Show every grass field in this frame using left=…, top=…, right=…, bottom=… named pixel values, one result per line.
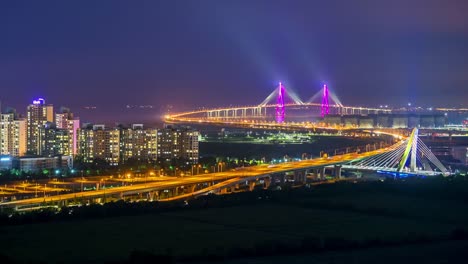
left=219, top=240, right=468, bottom=264
left=1, top=179, right=467, bottom=263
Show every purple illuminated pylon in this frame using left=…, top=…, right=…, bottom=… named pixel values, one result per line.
left=275, top=82, right=285, bottom=123
left=321, top=84, right=330, bottom=117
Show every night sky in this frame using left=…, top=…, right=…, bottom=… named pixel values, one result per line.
left=1, top=0, right=467, bottom=123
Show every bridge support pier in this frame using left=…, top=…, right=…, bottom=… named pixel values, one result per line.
left=148, top=191, right=158, bottom=201
left=317, top=167, right=326, bottom=180
left=313, top=169, right=320, bottom=180
left=188, top=184, right=196, bottom=193
left=58, top=199, right=68, bottom=207
left=264, top=177, right=271, bottom=189
left=248, top=181, right=256, bottom=191
left=334, top=165, right=342, bottom=179
left=294, top=170, right=307, bottom=184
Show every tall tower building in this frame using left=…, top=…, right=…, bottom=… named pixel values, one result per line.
left=55, top=107, right=80, bottom=156
left=26, top=98, right=53, bottom=155
left=77, top=124, right=95, bottom=163
left=145, top=127, right=158, bottom=161
left=0, top=111, right=27, bottom=157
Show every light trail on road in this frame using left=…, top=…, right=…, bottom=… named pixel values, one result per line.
left=0, top=141, right=404, bottom=208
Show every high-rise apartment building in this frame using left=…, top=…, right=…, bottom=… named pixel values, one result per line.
left=77, top=125, right=199, bottom=165
left=0, top=111, right=27, bottom=157
left=106, top=128, right=120, bottom=166
left=39, top=122, right=71, bottom=157
left=145, top=127, right=158, bottom=161
left=120, top=124, right=157, bottom=163
left=55, top=107, right=80, bottom=156
left=157, top=126, right=199, bottom=163
left=77, top=124, right=95, bottom=163
left=77, top=125, right=120, bottom=165
left=26, top=98, right=53, bottom=155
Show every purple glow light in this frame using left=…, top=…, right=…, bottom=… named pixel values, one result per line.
left=32, top=98, right=45, bottom=105
left=321, top=84, right=329, bottom=117
left=275, top=82, right=285, bottom=123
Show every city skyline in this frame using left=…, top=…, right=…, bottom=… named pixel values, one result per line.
left=1, top=0, right=468, bottom=123
left=1, top=2, right=468, bottom=263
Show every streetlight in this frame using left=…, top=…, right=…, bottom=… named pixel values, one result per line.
left=126, top=173, right=132, bottom=184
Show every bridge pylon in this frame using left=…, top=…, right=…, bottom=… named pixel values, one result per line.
left=275, top=82, right=285, bottom=123
left=321, top=84, right=330, bottom=117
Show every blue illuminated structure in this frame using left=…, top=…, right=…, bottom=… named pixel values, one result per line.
left=32, top=98, right=45, bottom=105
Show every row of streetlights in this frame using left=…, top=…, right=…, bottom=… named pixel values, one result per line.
left=112, top=162, right=228, bottom=180
left=170, top=162, right=227, bottom=177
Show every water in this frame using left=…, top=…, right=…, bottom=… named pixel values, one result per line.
left=200, top=137, right=382, bottom=160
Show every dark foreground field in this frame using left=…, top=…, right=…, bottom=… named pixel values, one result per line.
left=1, top=176, right=468, bottom=263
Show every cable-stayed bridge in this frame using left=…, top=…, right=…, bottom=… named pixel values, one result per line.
left=166, top=83, right=391, bottom=125
left=342, top=128, right=449, bottom=176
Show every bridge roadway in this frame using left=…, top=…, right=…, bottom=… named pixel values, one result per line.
left=158, top=176, right=352, bottom=202
left=338, top=166, right=442, bottom=176
left=158, top=177, right=246, bottom=202
left=166, top=103, right=391, bottom=122
left=0, top=142, right=403, bottom=209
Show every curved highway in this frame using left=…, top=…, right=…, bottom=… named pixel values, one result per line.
left=0, top=141, right=404, bottom=208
